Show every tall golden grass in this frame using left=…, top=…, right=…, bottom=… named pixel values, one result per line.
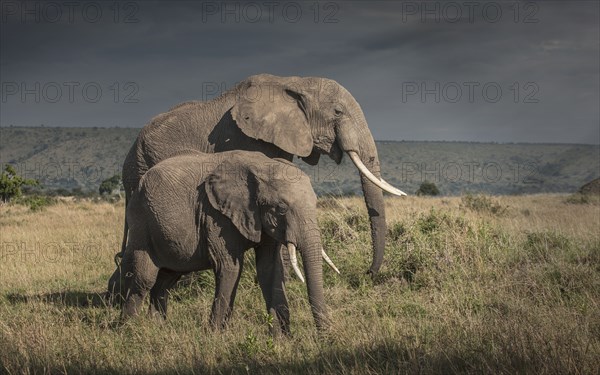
left=1, top=194, right=598, bottom=374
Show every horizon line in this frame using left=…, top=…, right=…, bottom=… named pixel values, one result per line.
left=1, top=125, right=599, bottom=147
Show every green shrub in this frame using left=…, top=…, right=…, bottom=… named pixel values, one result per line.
left=396, top=244, right=435, bottom=285
left=416, top=181, right=440, bottom=196
left=0, top=164, right=39, bottom=203
left=417, top=212, right=441, bottom=234
left=99, top=174, right=123, bottom=195
left=381, top=228, right=446, bottom=289
left=345, top=210, right=370, bottom=232
left=16, top=195, right=57, bottom=211
left=320, top=208, right=369, bottom=244
left=388, top=222, right=406, bottom=242
left=416, top=208, right=467, bottom=234
left=380, top=207, right=506, bottom=289
left=461, top=193, right=507, bottom=215
left=320, top=218, right=357, bottom=243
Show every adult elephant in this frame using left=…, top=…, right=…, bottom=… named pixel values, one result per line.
left=120, top=74, right=406, bottom=275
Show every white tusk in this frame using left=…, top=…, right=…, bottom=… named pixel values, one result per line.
left=321, top=249, right=340, bottom=274
left=287, top=243, right=305, bottom=283
left=380, top=177, right=407, bottom=196
left=347, top=151, right=407, bottom=196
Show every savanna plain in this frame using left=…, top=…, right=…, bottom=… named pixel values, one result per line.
left=1, top=194, right=599, bottom=374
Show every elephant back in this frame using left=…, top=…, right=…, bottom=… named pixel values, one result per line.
left=135, top=154, right=212, bottom=249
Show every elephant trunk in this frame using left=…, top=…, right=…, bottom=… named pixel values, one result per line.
left=335, top=96, right=394, bottom=275
left=360, top=167, right=387, bottom=274
left=106, top=267, right=123, bottom=306
left=297, top=224, right=329, bottom=331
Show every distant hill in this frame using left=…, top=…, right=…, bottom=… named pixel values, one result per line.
left=1, top=126, right=598, bottom=196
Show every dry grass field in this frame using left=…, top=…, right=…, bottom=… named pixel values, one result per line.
left=1, top=194, right=599, bottom=374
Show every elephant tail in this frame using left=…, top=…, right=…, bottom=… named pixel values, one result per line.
left=116, top=195, right=129, bottom=266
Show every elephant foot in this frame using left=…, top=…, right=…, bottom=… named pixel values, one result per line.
left=270, top=325, right=291, bottom=339
left=267, top=308, right=291, bottom=338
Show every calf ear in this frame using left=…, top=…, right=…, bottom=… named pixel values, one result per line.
left=231, top=82, right=313, bottom=157
left=204, top=163, right=262, bottom=243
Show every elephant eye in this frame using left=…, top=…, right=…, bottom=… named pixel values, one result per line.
left=334, top=109, right=343, bottom=117
left=276, top=203, right=288, bottom=215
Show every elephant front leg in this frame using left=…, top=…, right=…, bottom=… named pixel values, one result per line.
left=256, top=240, right=290, bottom=337
left=149, top=269, right=182, bottom=320
left=209, top=257, right=244, bottom=330
left=122, top=248, right=159, bottom=318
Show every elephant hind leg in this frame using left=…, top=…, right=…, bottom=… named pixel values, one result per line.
left=209, top=256, right=244, bottom=330
left=121, top=248, right=159, bottom=319
left=149, top=269, right=182, bottom=320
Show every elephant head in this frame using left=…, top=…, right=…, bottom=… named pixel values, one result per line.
left=205, top=154, right=330, bottom=330
left=230, top=74, right=406, bottom=274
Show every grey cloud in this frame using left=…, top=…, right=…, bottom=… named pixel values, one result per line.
left=0, top=0, right=598, bottom=144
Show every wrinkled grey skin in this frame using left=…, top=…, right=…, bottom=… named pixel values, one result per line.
left=109, top=150, right=328, bottom=334
left=121, top=74, right=389, bottom=275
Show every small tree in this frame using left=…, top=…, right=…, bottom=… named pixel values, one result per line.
left=416, top=181, right=440, bottom=196
left=99, top=174, right=123, bottom=195
left=0, top=165, right=39, bottom=203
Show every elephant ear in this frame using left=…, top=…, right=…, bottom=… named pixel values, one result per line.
left=231, top=84, right=313, bottom=157
left=205, top=162, right=262, bottom=243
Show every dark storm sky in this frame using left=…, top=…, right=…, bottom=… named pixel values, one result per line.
left=1, top=0, right=599, bottom=144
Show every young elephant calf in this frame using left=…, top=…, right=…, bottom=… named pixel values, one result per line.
left=108, top=150, right=337, bottom=334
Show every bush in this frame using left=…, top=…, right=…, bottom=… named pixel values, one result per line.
left=416, top=181, right=440, bottom=196
left=53, top=188, right=72, bottom=197
left=0, top=165, right=39, bottom=203
left=416, top=208, right=466, bottom=234
left=388, top=222, right=406, bottom=242
left=345, top=210, right=370, bottom=232
left=390, top=243, right=435, bottom=285
left=99, top=174, right=123, bottom=196
left=381, top=209, right=473, bottom=287
left=15, top=195, right=57, bottom=211
left=460, top=193, right=507, bottom=215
